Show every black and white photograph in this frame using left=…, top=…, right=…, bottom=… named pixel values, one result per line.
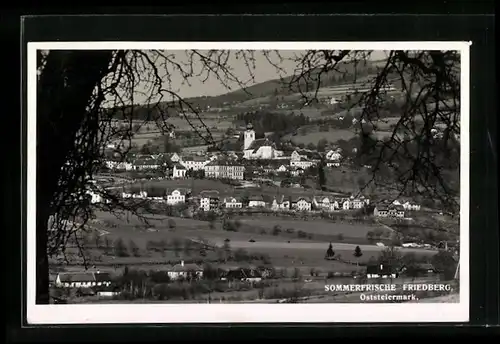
left=27, top=42, right=469, bottom=324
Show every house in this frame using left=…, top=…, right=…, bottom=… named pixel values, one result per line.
left=204, top=159, right=245, bottom=180
left=402, top=201, right=421, bottom=211
left=248, top=195, right=266, bottom=208
left=349, top=196, right=365, bottom=209
left=271, top=195, right=291, bottom=211
left=199, top=190, right=220, bottom=211
left=243, top=123, right=283, bottom=160
left=289, top=167, right=304, bottom=177
left=122, top=190, right=148, bottom=199
left=374, top=205, right=405, bottom=218
left=400, top=263, right=438, bottom=277
left=166, top=189, right=187, bottom=205
left=224, top=196, right=243, bottom=209
left=325, top=149, right=342, bottom=161
left=313, top=196, right=339, bottom=212
left=180, top=155, right=211, bottom=171
left=161, top=152, right=181, bottom=163
left=326, top=161, right=341, bottom=167
left=291, top=196, right=312, bottom=211
left=132, top=157, right=161, bottom=171
left=277, top=164, right=288, bottom=173
left=172, top=163, right=187, bottom=178
left=167, top=261, right=203, bottom=281
left=366, top=264, right=399, bottom=279
left=220, top=266, right=263, bottom=283
left=290, top=157, right=316, bottom=169
left=105, top=159, right=133, bottom=171
left=55, top=271, right=113, bottom=288
left=342, top=199, right=351, bottom=210
left=85, top=190, right=103, bottom=204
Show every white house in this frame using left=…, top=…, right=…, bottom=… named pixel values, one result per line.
left=105, top=160, right=133, bottom=171
left=243, top=123, right=283, bottom=160
left=350, top=196, right=365, bottom=209
left=402, top=201, right=421, bottom=211
left=248, top=195, right=266, bottom=208
left=325, top=149, right=342, bottom=161
left=199, top=190, right=220, bottom=211
left=289, top=167, right=304, bottom=177
left=122, top=190, right=148, bottom=199
left=277, top=164, right=288, bottom=173
left=86, top=190, right=103, bottom=204
left=326, top=161, right=341, bottom=167
left=167, top=261, right=203, bottom=281
left=313, top=196, right=339, bottom=212
left=342, top=199, right=351, bottom=210
left=224, top=197, right=243, bottom=209
left=290, top=158, right=315, bottom=169
left=271, top=195, right=290, bottom=210
left=292, top=197, right=312, bottom=211
left=172, top=163, right=187, bottom=178
left=55, top=271, right=112, bottom=288
left=166, top=189, right=186, bottom=205
left=180, top=155, right=211, bottom=171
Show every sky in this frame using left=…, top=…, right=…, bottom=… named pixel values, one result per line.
left=110, top=50, right=390, bottom=105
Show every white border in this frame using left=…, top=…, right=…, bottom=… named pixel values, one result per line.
left=27, top=41, right=471, bottom=324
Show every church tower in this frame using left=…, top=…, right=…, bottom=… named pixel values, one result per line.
left=244, top=123, right=255, bottom=150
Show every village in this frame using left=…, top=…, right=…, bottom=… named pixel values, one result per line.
left=49, top=120, right=459, bottom=305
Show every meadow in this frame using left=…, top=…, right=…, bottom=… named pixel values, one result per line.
left=74, top=210, right=438, bottom=272
left=284, top=129, right=357, bottom=145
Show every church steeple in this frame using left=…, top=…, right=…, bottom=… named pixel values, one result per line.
left=244, top=123, right=255, bottom=150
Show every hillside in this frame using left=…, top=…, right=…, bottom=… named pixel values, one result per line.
left=107, top=58, right=388, bottom=121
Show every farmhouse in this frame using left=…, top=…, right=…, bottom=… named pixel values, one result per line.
left=167, top=261, right=203, bottom=281
left=243, top=123, right=283, bottom=160
left=366, top=264, right=399, bottom=279
left=55, top=271, right=113, bottom=288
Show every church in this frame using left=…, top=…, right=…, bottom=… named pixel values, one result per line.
left=242, top=123, right=283, bottom=160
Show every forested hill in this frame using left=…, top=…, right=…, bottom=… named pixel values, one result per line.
left=105, top=58, right=387, bottom=121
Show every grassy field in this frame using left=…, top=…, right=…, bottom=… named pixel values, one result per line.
left=74, top=210, right=438, bottom=272
left=284, top=129, right=357, bottom=145
left=234, top=217, right=380, bottom=238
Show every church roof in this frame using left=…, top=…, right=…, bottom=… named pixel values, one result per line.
left=245, top=138, right=277, bottom=152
